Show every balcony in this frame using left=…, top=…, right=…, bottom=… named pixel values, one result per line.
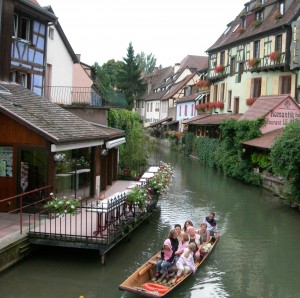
left=44, top=86, right=104, bottom=107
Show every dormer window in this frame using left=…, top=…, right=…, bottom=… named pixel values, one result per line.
left=260, top=0, right=265, bottom=4
left=255, top=10, right=264, bottom=20
left=241, top=17, right=246, bottom=28
left=245, top=3, right=250, bottom=12
left=279, top=1, right=285, bottom=15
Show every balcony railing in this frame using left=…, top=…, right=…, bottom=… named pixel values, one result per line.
left=44, top=86, right=104, bottom=107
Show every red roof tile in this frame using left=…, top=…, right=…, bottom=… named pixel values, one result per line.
left=190, top=114, right=242, bottom=125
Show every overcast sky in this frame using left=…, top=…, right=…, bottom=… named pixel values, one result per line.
left=38, top=0, right=244, bottom=67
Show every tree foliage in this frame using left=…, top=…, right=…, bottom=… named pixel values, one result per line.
left=136, top=52, right=157, bottom=75
left=270, top=120, right=300, bottom=202
left=118, top=42, right=145, bottom=109
left=108, top=109, right=155, bottom=175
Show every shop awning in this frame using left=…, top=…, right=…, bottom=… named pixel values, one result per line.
left=105, top=137, right=126, bottom=149
left=51, top=140, right=104, bottom=152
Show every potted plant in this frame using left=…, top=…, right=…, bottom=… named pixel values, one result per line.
left=214, top=65, right=225, bottom=73
left=196, top=80, right=210, bottom=87
left=44, top=193, right=80, bottom=215
left=236, top=27, right=245, bottom=34
left=125, top=186, right=150, bottom=208
left=269, top=51, right=281, bottom=62
left=247, top=57, right=260, bottom=68
left=251, top=19, right=262, bottom=28
left=214, top=102, right=224, bottom=109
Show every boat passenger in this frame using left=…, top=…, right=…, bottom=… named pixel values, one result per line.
left=187, top=226, right=201, bottom=260
left=174, top=224, right=182, bottom=239
left=198, top=223, right=210, bottom=244
left=183, top=220, right=193, bottom=232
left=175, top=232, right=189, bottom=257
left=174, top=242, right=197, bottom=284
left=168, top=228, right=179, bottom=252
left=155, top=239, right=175, bottom=280
left=203, top=212, right=218, bottom=238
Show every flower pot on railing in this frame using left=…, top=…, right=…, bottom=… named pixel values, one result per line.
left=196, top=80, right=210, bottom=87
left=250, top=19, right=262, bottom=29
left=214, top=65, right=225, bottom=73
left=247, top=58, right=260, bottom=68
left=269, top=51, right=281, bottom=62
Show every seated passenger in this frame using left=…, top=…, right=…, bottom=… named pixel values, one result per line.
left=168, top=228, right=179, bottom=252
left=186, top=226, right=201, bottom=260
left=175, top=232, right=189, bottom=257
left=183, top=220, right=193, bottom=232
left=174, top=223, right=182, bottom=239
left=203, top=212, right=218, bottom=238
left=174, top=242, right=197, bottom=284
left=198, top=223, right=210, bottom=244
left=155, top=239, right=175, bottom=281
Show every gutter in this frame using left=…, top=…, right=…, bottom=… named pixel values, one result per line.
left=18, top=0, right=57, bottom=21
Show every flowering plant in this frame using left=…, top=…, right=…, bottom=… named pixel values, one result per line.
left=214, top=65, right=225, bottom=73
left=214, top=101, right=224, bottom=109
left=246, top=98, right=257, bottom=106
left=236, top=27, right=245, bottom=34
left=247, top=57, right=260, bottom=67
left=269, top=51, right=281, bottom=62
left=196, top=80, right=210, bottom=87
left=125, top=186, right=150, bottom=208
left=44, top=193, right=80, bottom=215
left=251, top=19, right=262, bottom=28
left=146, top=162, right=174, bottom=196
left=274, top=11, right=282, bottom=21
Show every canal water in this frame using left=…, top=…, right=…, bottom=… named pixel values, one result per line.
left=1, top=147, right=300, bottom=298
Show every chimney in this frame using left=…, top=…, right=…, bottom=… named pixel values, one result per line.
left=174, top=63, right=180, bottom=73
left=76, top=54, right=81, bottom=62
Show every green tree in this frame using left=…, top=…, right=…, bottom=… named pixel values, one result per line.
left=136, top=52, right=157, bottom=75
left=118, top=42, right=145, bottom=109
left=270, top=120, right=300, bottom=202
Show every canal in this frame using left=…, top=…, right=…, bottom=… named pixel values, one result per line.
left=1, top=147, right=300, bottom=298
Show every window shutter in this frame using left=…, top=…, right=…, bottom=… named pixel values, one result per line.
left=272, top=76, right=279, bottom=95
left=260, top=39, right=264, bottom=58
left=246, top=78, right=252, bottom=98
left=270, top=36, right=275, bottom=52
left=250, top=42, right=254, bottom=58
left=261, top=76, right=267, bottom=95
left=282, top=33, right=286, bottom=53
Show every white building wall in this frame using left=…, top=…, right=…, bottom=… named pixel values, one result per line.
left=144, top=100, right=160, bottom=127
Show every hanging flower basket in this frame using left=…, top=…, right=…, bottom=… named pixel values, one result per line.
left=214, top=65, right=225, bottom=73
left=247, top=58, right=260, bottom=68
left=269, top=51, right=281, bottom=62
left=246, top=98, right=257, bottom=106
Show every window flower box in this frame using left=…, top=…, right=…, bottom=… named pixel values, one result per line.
left=247, top=57, right=260, bottom=68
left=214, top=65, right=225, bottom=73
left=236, top=27, right=245, bottom=34
left=269, top=51, right=281, bottom=62
left=250, top=19, right=262, bottom=28
left=274, top=11, right=282, bottom=21
left=246, top=98, right=257, bottom=106
left=196, top=80, right=210, bottom=87
left=214, top=102, right=224, bottom=109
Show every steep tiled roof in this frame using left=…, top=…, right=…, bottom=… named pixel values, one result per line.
left=162, top=73, right=196, bottom=100
left=0, top=82, right=123, bottom=144
left=243, top=128, right=283, bottom=149
left=207, top=0, right=300, bottom=52
left=179, top=55, right=208, bottom=72
left=176, top=92, right=202, bottom=103
left=182, top=114, right=210, bottom=124
left=240, top=95, right=291, bottom=121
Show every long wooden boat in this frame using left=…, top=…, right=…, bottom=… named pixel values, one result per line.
left=119, top=236, right=219, bottom=297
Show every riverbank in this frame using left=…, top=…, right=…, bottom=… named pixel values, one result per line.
left=152, top=135, right=300, bottom=211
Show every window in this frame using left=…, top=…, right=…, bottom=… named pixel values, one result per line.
left=255, top=10, right=264, bottom=21
left=237, top=63, right=244, bottom=83
left=12, top=14, right=31, bottom=41
left=279, top=76, right=291, bottom=94
left=241, top=17, right=246, bottom=28
left=245, top=4, right=250, bottom=12
left=233, top=97, right=240, bottom=115
left=251, top=78, right=262, bottom=98
left=48, top=27, right=54, bottom=40
left=179, top=105, right=182, bottom=116
left=191, top=104, right=194, bottom=116
left=275, top=34, right=282, bottom=52
left=11, top=71, right=29, bottom=88
left=228, top=90, right=232, bottom=111
left=230, top=57, right=236, bottom=76
left=147, top=103, right=149, bottom=112
left=220, top=83, right=225, bottom=102
left=150, top=102, right=153, bottom=112
left=220, top=51, right=225, bottom=65
left=254, top=40, right=260, bottom=58
left=213, top=85, right=218, bottom=102
left=184, top=86, right=192, bottom=96
left=279, top=1, right=285, bottom=15
left=184, top=105, right=187, bottom=116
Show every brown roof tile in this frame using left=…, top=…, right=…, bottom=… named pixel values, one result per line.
left=243, top=128, right=283, bottom=149
left=190, top=114, right=242, bottom=125
left=240, top=95, right=291, bottom=120
left=0, top=82, right=124, bottom=144
left=176, top=92, right=202, bottom=103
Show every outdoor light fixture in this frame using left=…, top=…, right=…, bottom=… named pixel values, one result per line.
left=100, top=148, right=108, bottom=156
left=53, top=153, right=65, bottom=163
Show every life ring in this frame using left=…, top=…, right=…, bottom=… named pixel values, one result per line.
left=143, top=283, right=169, bottom=294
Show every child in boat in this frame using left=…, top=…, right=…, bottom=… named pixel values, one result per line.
left=175, top=232, right=189, bottom=257
left=174, top=242, right=197, bottom=283
left=155, top=239, right=175, bottom=281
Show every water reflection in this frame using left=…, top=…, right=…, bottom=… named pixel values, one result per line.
left=1, top=147, right=300, bottom=298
